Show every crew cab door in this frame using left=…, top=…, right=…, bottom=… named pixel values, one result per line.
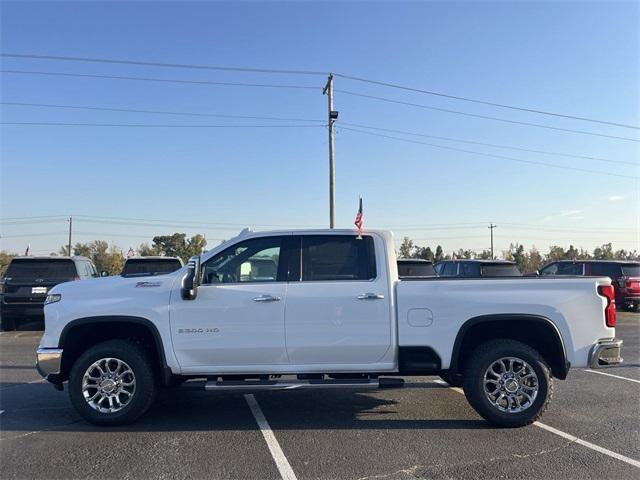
left=284, top=234, right=392, bottom=366
left=170, top=235, right=295, bottom=370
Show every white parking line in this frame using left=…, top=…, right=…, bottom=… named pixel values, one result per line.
left=432, top=379, right=640, bottom=469
left=244, top=394, right=297, bottom=480
left=583, top=369, right=640, bottom=384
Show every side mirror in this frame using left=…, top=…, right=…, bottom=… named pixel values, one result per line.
left=100, top=271, right=109, bottom=277
left=181, top=255, right=201, bottom=300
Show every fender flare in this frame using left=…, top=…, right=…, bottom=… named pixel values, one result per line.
left=449, top=313, right=569, bottom=379
left=58, top=315, right=172, bottom=383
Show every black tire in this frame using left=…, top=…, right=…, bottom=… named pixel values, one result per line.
left=462, top=339, right=553, bottom=428
left=1, top=314, right=16, bottom=332
left=69, top=339, right=156, bottom=426
left=438, top=372, right=463, bottom=387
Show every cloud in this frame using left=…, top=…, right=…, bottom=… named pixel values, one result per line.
left=559, top=209, right=583, bottom=217
left=542, top=209, right=584, bottom=222
left=607, top=195, right=624, bottom=202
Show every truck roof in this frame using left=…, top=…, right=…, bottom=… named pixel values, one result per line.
left=11, top=256, right=92, bottom=262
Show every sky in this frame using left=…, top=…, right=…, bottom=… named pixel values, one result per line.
left=1, top=0, right=639, bottom=257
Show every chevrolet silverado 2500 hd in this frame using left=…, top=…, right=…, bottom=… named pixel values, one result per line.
left=36, top=229, right=622, bottom=427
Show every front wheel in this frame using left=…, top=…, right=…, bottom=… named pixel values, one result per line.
left=463, top=339, right=553, bottom=428
left=68, top=340, right=156, bottom=426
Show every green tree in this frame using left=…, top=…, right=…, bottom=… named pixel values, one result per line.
left=0, top=251, right=17, bottom=277
left=434, top=245, right=444, bottom=262
left=476, top=250, right=492, bottom=260
left=137, top=243, right=160, bottom=256
left=398, top=237, right=414, bottom=259
left=151, top=233, right=208, bottom=262
left=416, top=246, right=434, bottom=262
left=593, top=243, right=614, bottom=260
left=185, top=234, right=207, bottom=259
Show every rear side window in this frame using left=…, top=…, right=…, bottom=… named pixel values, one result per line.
left=398, top=262, right=436, bottom=277
left=621, top=264, right=640, bottom=277
left=459, top=262, right=480, bottom=277
left=590, top=263, right=622, bottom=279
left=5, top=259, right=76, bottom=280
left=122, top=259, right=183, bottom=276
left=301, top=235, right=376, bottom=281
left=541, top=263, right=583, bottom=275
left=481, top=264, right=522, bottom=277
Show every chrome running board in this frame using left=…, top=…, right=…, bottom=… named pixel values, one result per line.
left=204, top=377, right=404, bottom=391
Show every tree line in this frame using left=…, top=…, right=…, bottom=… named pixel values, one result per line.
left=2, top=234, right=638, bottom=277
left=397, top=237, right=640, bottom=274
left=0, top=233, right=208, bottom=276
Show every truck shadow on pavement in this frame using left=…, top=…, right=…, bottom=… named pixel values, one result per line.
left=0, top=381, right=491, bottom=434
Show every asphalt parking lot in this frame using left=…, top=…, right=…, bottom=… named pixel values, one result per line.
left=1, top=313, right=638, bottom=480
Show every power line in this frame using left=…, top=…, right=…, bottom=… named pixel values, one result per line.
left=3, top=53, right=633, bottom=129
left=336, top=90, right=640, bottom=143
left=339, top=126, right=640, bottom=180
left=1, top=102, right=324, bottom=123
left=333, top=73, right=639, bottom=130
left=340, top=122, right=637, bottom=166
left=0, top=70, right=320, bottom=90
left=1, top=122, right=325, bottom=128
left=0, top=53, right=328, bottom=76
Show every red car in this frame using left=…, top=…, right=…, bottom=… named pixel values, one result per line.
left=539, top=260, right=640, bottom=311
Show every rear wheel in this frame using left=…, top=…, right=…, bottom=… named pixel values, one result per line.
left=463, top=339, right=553, bottom=428
left=69, top=340, right=156, bottom=426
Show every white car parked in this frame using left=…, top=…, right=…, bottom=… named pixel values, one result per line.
left=37, top=229, right=622, bottom=427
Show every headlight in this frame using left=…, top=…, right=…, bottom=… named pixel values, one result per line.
left=44, top=294, right=62, bottom=305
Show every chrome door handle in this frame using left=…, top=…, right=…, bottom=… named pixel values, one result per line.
left=357, top=293, right=385, bottom=300
left=253, top=295, right=281, bottom=302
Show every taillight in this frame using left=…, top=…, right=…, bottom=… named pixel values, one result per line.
left=598, top=285, right=616, bottom=328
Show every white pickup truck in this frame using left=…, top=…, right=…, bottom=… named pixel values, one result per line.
left=37, top=229, right=622, bottom=427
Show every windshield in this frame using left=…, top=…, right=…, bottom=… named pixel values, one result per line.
left=5, top=259, right=76, bottom=281
left=621, top=265, right=640, bottom=277
left=122, top=259, right=182, bottom=276
left=480, top=264, right=522, bottom=277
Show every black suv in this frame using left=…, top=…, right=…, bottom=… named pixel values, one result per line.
left=397, top=259, right=437, bottom=279
left=434, top=259, right=522, bottom=278
left=120, top=256, right=183, bottom=277
left=0, top=256, right=98, bottom=331
left=539, top=260, right=640, bottom=311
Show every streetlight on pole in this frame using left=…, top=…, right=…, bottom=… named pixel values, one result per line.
left=323, top=73, right=338, bottom=228
left=488, top=223, right=497, bottom=259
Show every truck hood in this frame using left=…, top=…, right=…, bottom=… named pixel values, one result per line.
left=49, top=271, right=182, bottom=299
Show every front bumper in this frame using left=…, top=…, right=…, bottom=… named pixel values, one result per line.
left=588, top=339, right=623, bottom=368
left=36, top=348, right=64, bottom=382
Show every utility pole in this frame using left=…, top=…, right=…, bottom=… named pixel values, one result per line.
left=488, top=223, right=497, bottom=259
left=68, top=216, right=73, bottom=256
left=323, top=73, right=338, bottom=228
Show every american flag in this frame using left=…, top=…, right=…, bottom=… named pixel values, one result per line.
left=354, top=197, right=363, bottom=234
left=127, top=247, right=135, bottom=258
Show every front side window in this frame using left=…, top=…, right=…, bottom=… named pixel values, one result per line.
left=201, top=236, right=284, bottom=284
left=301, top=235, right=376, bottom=282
